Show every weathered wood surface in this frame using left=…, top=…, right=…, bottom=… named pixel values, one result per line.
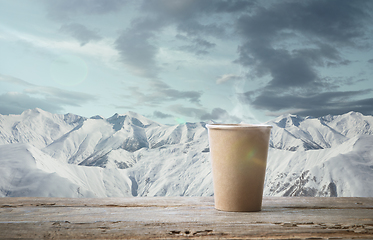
left=1, top=197, right=373, bottom=239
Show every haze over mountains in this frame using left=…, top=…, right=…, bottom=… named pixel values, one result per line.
left=0, top=108, right=372, bottom=197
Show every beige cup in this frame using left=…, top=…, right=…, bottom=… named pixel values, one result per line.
left=206, top=124, right=272, bottom=212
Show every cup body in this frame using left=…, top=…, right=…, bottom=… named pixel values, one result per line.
left=206, top=124, right=272, bottom=212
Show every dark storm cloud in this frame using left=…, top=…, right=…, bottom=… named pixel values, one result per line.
left=176, top=35, right=216, bottom=55
left=295, top=98, right=373, bottom=117
left=0, top=74, right=97, bottom=115
left=236, top=0, right=370, bottom=46
left=115, top=28, right=160, bottom=78
left=114, top=15, right=167, bottom=78
left=41, top=0, right=373, bottom=118
left=177, top=20, right=226, bottom=38
left=60, top=23, right=102, bottom=46
left=114, top=0, right=256, bottom=78
left=114, top=17, right=164, bottom=78
left=44, top=0, right=127, bottom=20
left=235, top=0, right=370, bottom=87
left=292, top=43, right=347, bottom=67
left=242, top=89, right=373, bottom=117
left=140, top=0, right=256, bottom=20
left=235, top=0, right=373, bottom=116
left=237, top=45, right=321, bottom=89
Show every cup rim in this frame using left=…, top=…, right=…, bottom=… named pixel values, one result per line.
left=206, top=123, right=272, bottom=129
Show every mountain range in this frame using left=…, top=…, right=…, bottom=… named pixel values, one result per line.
left=0, top=108, right=372, bottom=197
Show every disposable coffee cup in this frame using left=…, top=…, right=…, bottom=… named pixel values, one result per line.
left=206, top=124, right=272, bottom=212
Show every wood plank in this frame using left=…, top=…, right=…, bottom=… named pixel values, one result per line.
left=1, top=197, right=373, bottom=239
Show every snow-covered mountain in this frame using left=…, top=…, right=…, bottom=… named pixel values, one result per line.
left=0, top=108, right=85, bottom=148
left=268, top=112, right=373, bottom=151
left=0, top=108, right=372, bottom=197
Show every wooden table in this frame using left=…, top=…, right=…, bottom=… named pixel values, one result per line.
left=1, top=197, right=373, bottom=239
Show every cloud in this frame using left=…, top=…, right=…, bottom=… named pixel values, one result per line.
left=0, top=92, right=64, bottom=115
left=235, top=0, right=371, bottom=77
left=241, top=89, right=373, bottom=117
left=292, top=43, right=348, bottom=67
left=297, top=96, right=373, bottom=117
left=141, top=0, right=256, bottom=19
left=216, top=74, right=242, bottom=84
left=236, top=0, right=370, bottom=46
left=125, top=79, right=202, bottom=106
left=0, top=74, right=35, bottom=87
left=60, top=23, right=102, bottom=46
left=168, top=104, right=208, bottom=120
left=24, top=86, right=96, bottom=106
left=200, top=107, right=241, bottom=122
left=35, top=0, right=372, bottom=119
left=43, top=0, right=127, bottom=20
left=115, top=26, right=160, bottom=78
left=0, top=74, right=97, bottom=115
left=234, top=0, right=373, bottom=117
left=114, top=0, right=256, bottom=78
left=177, top=35, right=216, bottom=55
left=169, top=104, right=241, bottom=123
left=1, top=27, right=119, bottom=70
left=177, top=20, right=226, bottom=39
left=153, top=111, right=173, bottom=119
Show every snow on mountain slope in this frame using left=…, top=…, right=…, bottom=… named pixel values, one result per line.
left=42, top=112, right=161, bottom=168
left=127, top=136, right=212, bottom=197
left=43, top=118, right=117, bottom=164
left=323, top=111, right=373, bottom=137
left=268, top=114, right=349, bottom=151
left=43, top=112, right=208, bottom=169
left=0, top=109, right=372, bottom=198
left=265, top=135, right=373, bottom=197
left=0, top=144, right=133, bottom=197
left=0, top=108, right=84, bottom=148
left=146, top=122, right=207, bottom=149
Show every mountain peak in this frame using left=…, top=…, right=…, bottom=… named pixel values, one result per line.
left=106, top=111, right=162, bottom=130
left=1, top=108, right=373, bottom=198
left=90, top=115, right=105, bottom=120
left=344, top=111, right=363, bottom=117
left=21, top=108, right=45, bottom=116
left=108, top=113, right=120, bottom=119
left=273, top=114, right=304, bottom=128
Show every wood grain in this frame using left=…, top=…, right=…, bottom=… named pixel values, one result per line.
left=1, top=197, right=372, bottom=239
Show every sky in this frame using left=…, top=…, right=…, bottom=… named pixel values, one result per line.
left=0, top=0, right=373, bottom=125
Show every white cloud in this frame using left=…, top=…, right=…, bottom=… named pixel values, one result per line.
left=1, top=27, right=119, bottom=70
left=216, top=74, right=242, bottom=84
left=0, top=74, right=97, bottom=115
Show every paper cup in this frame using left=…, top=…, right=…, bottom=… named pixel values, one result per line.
left=206, top=124, right=272, bottom=212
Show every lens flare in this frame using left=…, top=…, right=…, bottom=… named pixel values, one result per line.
left=246, top=148, right=266, bottom=168
left=50, top=54, right=88, bottom=86
left=175, top=117, right=186, bottom=124
left=246, top=148, right=256, bottom=160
